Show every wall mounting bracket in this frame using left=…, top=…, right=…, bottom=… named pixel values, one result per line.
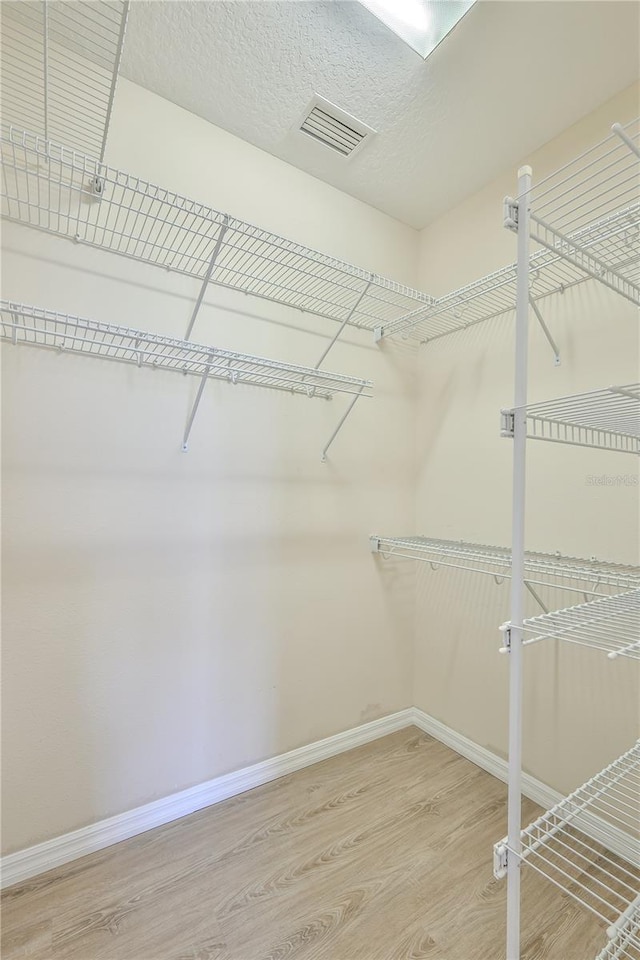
left=314, top=276, right=374, bottom=369
left=321, top=386, right=365, bottom=462
left=529, top=296, right=560, bottom=365
left=185, top=215, right=230, bottom=340
left=493, top=840, right=509, bottom=880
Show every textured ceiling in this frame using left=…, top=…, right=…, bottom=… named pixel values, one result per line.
left=120, top=1, right=640, bottom=229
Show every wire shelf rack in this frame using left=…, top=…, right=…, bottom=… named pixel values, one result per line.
left=0, top=2, right=128, bottom=162
left=0, top=125, right=434, bottom=335
left=502, top=383, right=640, bottom=455
left=520, top=589, right=640, bottom=661
left=595, top=903, right=640, bottom=960
left=506, top=743, right=640, bottom=954
left=370, top=536, right=640, bottom=595
left=526, top=119, right=640, bottom=306
left=378, top=205, right=640, bottom=343
left=0, top=300, right=373, bottom=401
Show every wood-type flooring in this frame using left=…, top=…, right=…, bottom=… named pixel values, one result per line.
left=1, top=728, right=611, bottom=959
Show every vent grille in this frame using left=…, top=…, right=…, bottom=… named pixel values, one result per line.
left=298, top=97, right=374, bottom=158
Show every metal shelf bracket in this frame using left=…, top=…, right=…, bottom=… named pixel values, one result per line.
left=499, top=624, right=512, bottom=654
left=529, top=297, right=560, bottom=365
left=185, top=215, right=230, bottom=340
left=181, top=370, right=210, bottom=452
left=493, top=841, right=509, bottom=880
left=321, top=386, right=365, bottom=462
left=503, top=196, right=519, bottom=231
left=314, top=276, right=374, bottom=370
left=501, top=409, right=515, bottom=438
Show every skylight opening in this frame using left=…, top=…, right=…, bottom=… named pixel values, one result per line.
left=357, top=0, right=476, bottom=59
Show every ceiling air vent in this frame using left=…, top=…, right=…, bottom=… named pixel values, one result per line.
left=298, top=95, right=375, bottom=159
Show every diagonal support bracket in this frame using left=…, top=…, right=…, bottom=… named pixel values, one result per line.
left=314, top=276, right=374, bottom=370
left=182, top=368, right=210, bottom=452
left=185, top=215, right=230, bottom=340
left=524, top=581, right=549, bottom=614
left=529, top=296, right=560, bottom=365
left=321, top=386, right=365, bottom=462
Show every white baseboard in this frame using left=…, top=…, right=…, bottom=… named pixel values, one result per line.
left=410, top=707, right=634, bottom=864
left=2, top=705, right=632, bottom=890
left=0, top=708, right=413, bottom=890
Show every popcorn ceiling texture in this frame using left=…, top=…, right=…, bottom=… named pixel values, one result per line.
left=119, top=0, right=639, bottom=229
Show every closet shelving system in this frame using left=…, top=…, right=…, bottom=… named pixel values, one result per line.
left=493, top=119, right=640, bottom=960
left=376, top=204, right=638, bottom=352
left=369, top=536, right=640, bottom=614
left=0, top=123, right=437, bottom=456
left=0, top=1, right=129, bottom=160
left=371, top=120, right=639, bottom=957
left=0, top=300, right=373, bottom=454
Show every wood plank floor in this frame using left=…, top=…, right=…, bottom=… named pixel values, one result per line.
left=2, top=728, right=609, bottom=960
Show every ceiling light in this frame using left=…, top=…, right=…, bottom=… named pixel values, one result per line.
left=357, top=0, right=476, bottom=59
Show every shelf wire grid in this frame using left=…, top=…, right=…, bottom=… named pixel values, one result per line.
left=520, top=589, right=640, bottom=660
left=382, top=118, right=640, bottom=342
left=527, top=119, right=640, bottom=305
left=509, top=383, right=640, bottom=455
left=379, top=207, right=639, bottom=342
left=0, top=2, right=129, bottom=161
left=595, top=902, right=640, bottom=960
left=0, top=125, right=434, bottom=334
left=0, top=300, right=373, bottom=400
left=512, top=742, right=640, bottom=951
left=370, top=536, right=640, bottom=595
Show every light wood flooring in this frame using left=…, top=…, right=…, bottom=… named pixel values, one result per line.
left=2, top=728, right=610, bottom=959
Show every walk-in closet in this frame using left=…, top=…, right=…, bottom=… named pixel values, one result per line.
left=1, top=2, right=638, bottom=958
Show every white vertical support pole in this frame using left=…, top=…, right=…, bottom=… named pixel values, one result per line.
left=506, top=165, right=531, bottom=960
left=42, top=0, right=49, bottom=141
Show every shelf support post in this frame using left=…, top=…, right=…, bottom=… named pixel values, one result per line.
left=505, top=166, right=532, bottom=960
left=529, top=296, right=560, bottom=365
left=182, top=368, right=210, bottom=452
left=185, top=215, right=230, bottom=340
left=321, top=386, right=365, bottom=462
left=314, top=277, right=373, bottom=370
left=42, top=0, right=49, bottom=141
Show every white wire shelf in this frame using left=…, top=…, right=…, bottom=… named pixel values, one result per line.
left=499, top=743, right=640, bottom=955
left=0, top=300, right=373, bottom=401
left=519, top=590, right=640, bottom=661
left=370, top=536, right=640, bottom=595
left=526, top=119, right=640, bottom=306
left=0, top=2, right=129, bottom=162
left=502, top=383, right=640, bottom=455
left=0, top=125, right=434, bottom=335
left=595, top=903, right=640, bottom=960
left=378, top=205, right=639, bottom=342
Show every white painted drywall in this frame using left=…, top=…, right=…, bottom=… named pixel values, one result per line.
left=2, top=75, right=638, bottom=860
left=0, top=78, right=419, bottom=854
left=412, top=83, right=640, bottom=797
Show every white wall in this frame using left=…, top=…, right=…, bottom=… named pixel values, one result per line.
left=3, top=73, right=638, bottom=860
left=412, top=83, right=640, bottom=796
left=0, top=78, right=419, bottom=854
